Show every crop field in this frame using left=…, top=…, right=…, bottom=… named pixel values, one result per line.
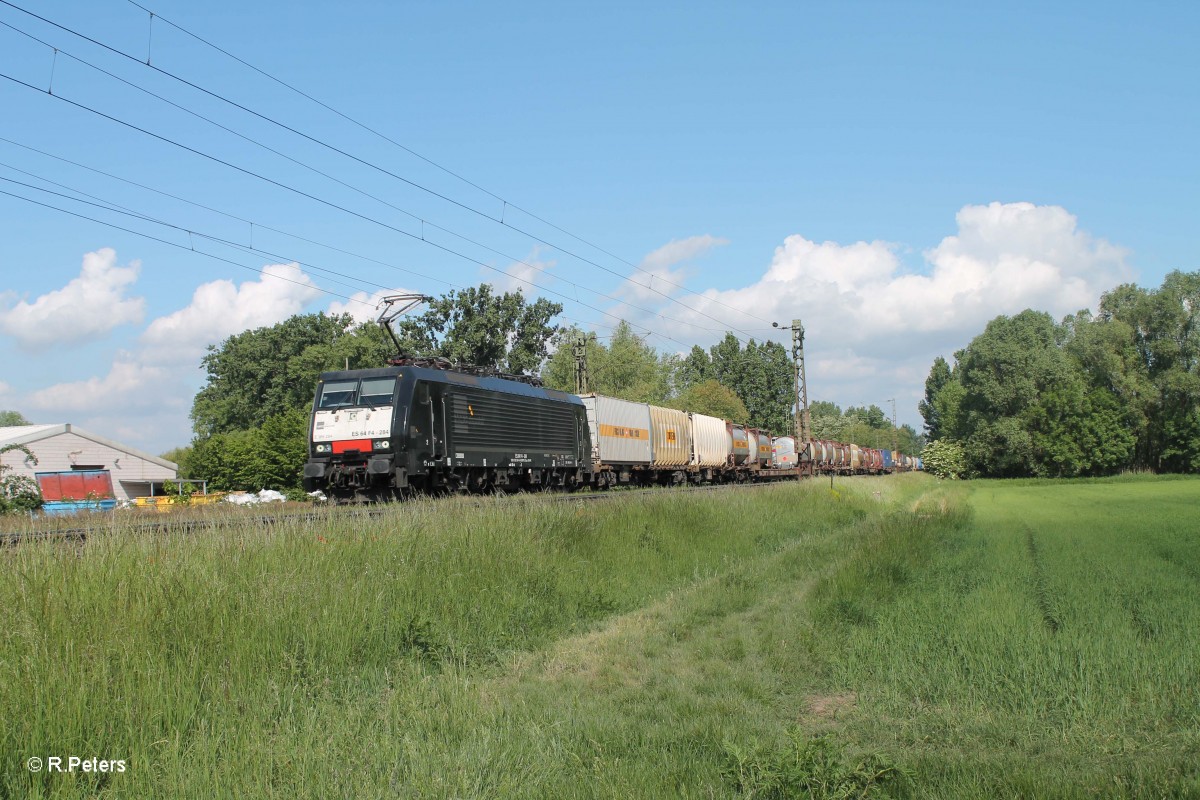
left=2, top=475, right=1198, bottom=798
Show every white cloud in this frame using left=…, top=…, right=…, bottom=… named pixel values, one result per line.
left=619, top=234, right=729, bottom=303
left=140, top=262, right=322, bottom=363
left=26, top=358, right=172, bottom=414
left=617, top=202, right=1133, bottom=426
left=19, top=260, right=328, bottom=451
left=0, top=248, right=145, bottom=350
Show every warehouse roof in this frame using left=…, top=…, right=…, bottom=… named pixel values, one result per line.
left=0, top=424, right=178, bottom=471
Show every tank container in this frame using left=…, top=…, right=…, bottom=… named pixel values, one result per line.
left=772, top=436, right=797, bottom=469
left=730, top=425, right=751, bottom=465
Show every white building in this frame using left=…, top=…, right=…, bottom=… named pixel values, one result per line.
left=0, top=424, right=178, bottom=502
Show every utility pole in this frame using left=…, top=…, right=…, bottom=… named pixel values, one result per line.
left=773, top=318, right=811, bottom=446
left=888, top=397, right=898, bottom=454
left=573, top=333, right=592, bottom=394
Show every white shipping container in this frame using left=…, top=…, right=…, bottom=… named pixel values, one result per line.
left=582, top=394, right=652, bottom=466
left=690, top=413, right=730, bottom=467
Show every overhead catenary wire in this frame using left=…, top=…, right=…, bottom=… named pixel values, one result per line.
left=0, top=0, right=770, bottom=339
left=0, top=68, right=713, bottom=348
left=120, top=0, right=773, bottom=327
left=0, top=185, right=363, bottom=305
left=0, top=162, right=678, bottom=348
left=2, top=18, right=702, bottom=327
left=0, top=126, right=701, bottom=349
left=0, top=180, right=627, bottom=342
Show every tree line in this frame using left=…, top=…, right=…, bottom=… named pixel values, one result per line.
left=919, top=270, right=1200, bottom=478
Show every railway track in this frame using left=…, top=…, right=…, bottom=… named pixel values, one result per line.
left=0, top=479, right=789, bottom=547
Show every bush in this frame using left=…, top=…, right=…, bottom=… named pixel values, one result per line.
left=921, top=439, right=969, bottom=480
left=0, top=444, right=42, bottom=515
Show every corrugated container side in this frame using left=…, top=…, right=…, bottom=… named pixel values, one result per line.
left=582, top=395, right=652, bottom=465
left=648, top=406, right=690, bottom=467
left=690, top=414, right=729, bottom=467
left=36, top=470, right=115, bottom=501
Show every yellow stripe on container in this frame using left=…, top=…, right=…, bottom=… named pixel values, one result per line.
left=599, top=424, right=649, bottom=440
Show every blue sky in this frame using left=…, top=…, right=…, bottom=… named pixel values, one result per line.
left=1, top=0, right=1196, bottom=455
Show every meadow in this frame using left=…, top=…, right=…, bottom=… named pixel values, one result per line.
left=1, top=475, right=1197, bottom=798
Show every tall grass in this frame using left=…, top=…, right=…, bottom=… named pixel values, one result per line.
left=5, top=475, right=1195, bottom=798
left=0, top=482, right=878, bottom=798
left=806, top=479, right=1200, bottom=797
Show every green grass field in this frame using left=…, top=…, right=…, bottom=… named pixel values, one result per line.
left=2, top=475, right=1198, bottom=798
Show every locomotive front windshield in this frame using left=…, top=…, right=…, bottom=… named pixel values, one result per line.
left=317, top=377, right=397, bottom=409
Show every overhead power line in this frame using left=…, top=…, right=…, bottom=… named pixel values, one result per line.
left=0, top=15, right=736, bottom=342
left=121, top=0, right=770, bottom=326
left=0, top=176, right=638, bottom=343
left=0, top=0, right=770, bottom=338
left=0, top=116, right=704, bottom=347
left=0, top=155, right=682, bottom=347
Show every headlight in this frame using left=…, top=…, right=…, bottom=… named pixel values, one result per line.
left=315, top=443, right=330, bottom=453
left=373, top=439, right=390, bottom=450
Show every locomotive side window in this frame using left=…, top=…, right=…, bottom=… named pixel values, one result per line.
left=359, top=377, right=396, bottom=407
left=318, top=380, right=358, bottom=409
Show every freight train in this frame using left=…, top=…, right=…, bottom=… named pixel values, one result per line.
left=301, top=361, right=921, bottom=502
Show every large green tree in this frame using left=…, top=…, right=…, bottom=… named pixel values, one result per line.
left=188, top=409, right=309, bottom=492
left=392, top=285, right=562, bottom=375
left=668, top=379, right=749, bottom=421
left=1097, top=271, right=1200, bottom=471
left=677, top=345, right=712, bottom=390
left=708, top=334, right=794, bottom=434
left=191, top=313, right=389, bottom=436
left=924, top=308, right=1138, bottom=477
left=920, top=355, right=966, bottom=449
left=542, top=322, right=673, bottom=403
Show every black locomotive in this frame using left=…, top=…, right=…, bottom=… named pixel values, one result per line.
left=302, top=364, right=592, bottom=501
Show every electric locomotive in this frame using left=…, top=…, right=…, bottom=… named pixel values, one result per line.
left=302, top=362, right=593, bottom=502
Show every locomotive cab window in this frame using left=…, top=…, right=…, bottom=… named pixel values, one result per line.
left=359, top=377, right=396, bottom=407
left=318, top=380, right=358, bottom=409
